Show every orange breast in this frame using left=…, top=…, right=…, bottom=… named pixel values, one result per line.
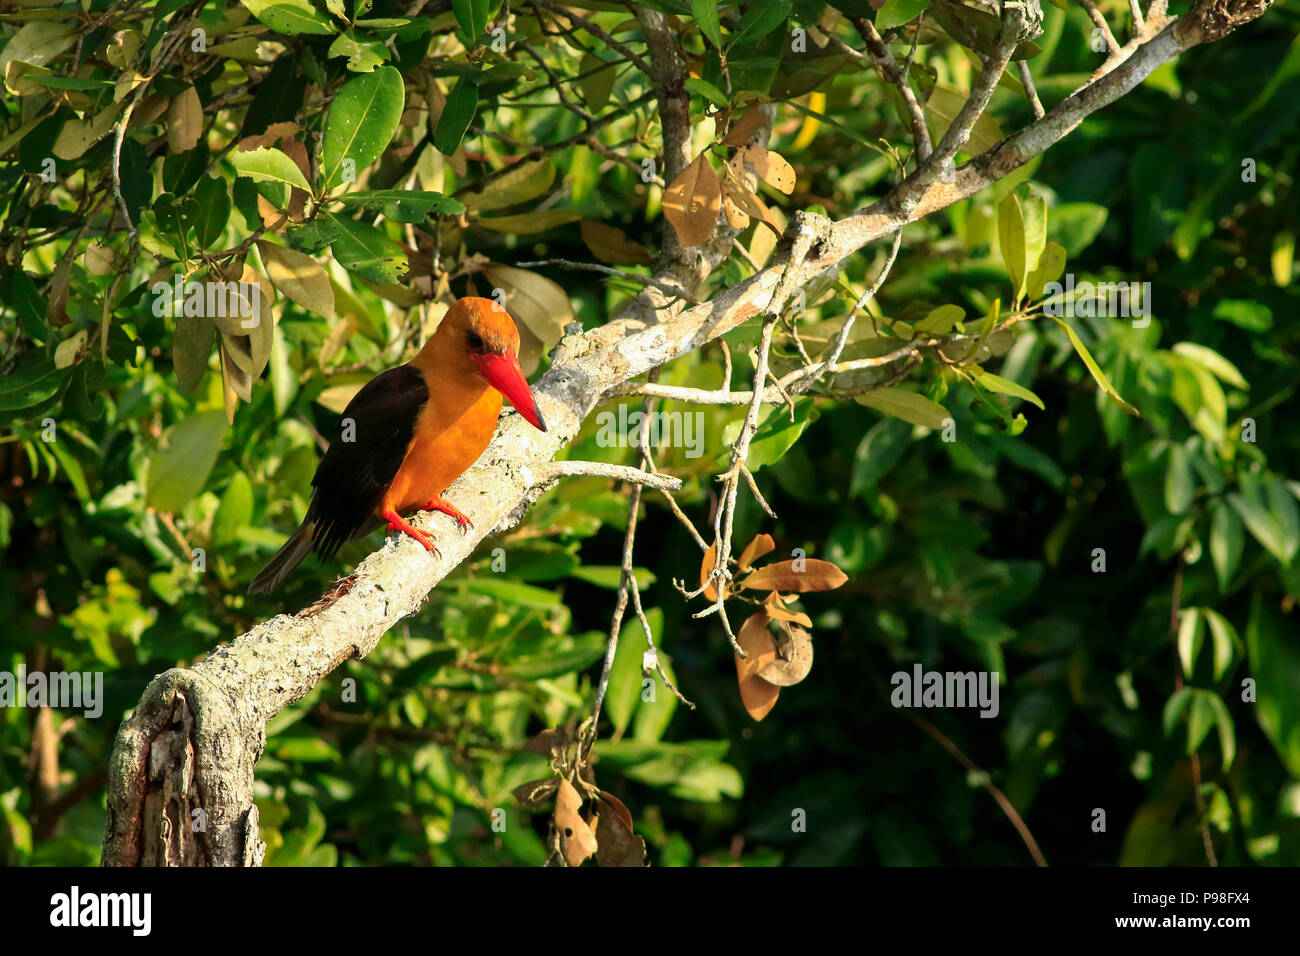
left=381, top=383, right=503, bottom=515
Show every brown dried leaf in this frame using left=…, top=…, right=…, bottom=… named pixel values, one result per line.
left=738, top=533, right=775, bottom=572
left=555, top=778, right=598, bottom=866
left=725, top=183, right=782, bottom=237
left=663, top=153, right=721, bottom=247
left=735, top=611, right=780, bottom=721
left=722, top=104, right=766, bottom=147
left=738, top=147, right=796, bottom=195
left=722, top=185, right=750, bottom=230
left=763, top=591, right=813, bottom=627
left=594, top=806, right=647, bottom=867
left=524, top=728, right=570, bottom=758
left=742, top=558, right=848, bottom=593
left=597, top=790, right=634, bottom=832
left=759, top=623, right=814, bottom=687
left=699, top=541, right=726, bottom=601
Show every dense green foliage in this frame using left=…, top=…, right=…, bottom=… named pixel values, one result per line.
left=1, top=0, right=1298, bottom=866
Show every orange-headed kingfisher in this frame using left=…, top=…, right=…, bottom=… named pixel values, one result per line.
left=248, top=297, right=547, bottom=594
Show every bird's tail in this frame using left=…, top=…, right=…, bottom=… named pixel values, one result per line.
left=248, top=521, right=316, bottom=595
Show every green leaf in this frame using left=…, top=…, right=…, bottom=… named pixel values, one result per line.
left=578, top=53, right=616, bottom=111
left=1047, top=202, right=1108, bottom=256
left=321, top=65, right=405, bottom=190
left=733, top=0, right=792, bottom=42
left=692, top=0, right=723, bottom=47
left=1177, top=608, right=1203, bottom=678
left=685, top=77, right=730, bottom=107
left=326, top=29, right=388, bottom=72
left=570, top=565, right=656, bottom=590
left=231, top=146, right=312, bottom=192
left=855, top=387, right=951, bottom=430
left=191, top=175, right=231, bottom=250
left=1209, top=501, right=1244, bottom=591
left=1247, top=592, right=1300, bottom=776
left=722, top=399, right=815, bottom=471
left=1172, top=342, right=1248, bottom=390
left=502, top=631, right=606, bottom=680
left=974, top=370, right=1044, bottom=410
left=145, top=410, right=228, bottom=513
left=1183, top=690, right=1235, bottom=770
left=913, top=303, right=965, bottom=336
left=875, top=0, right=931, bottom=32
left=452, top=0, right=490, bottom=45
left=998, top=193, right=1027, bottom=301
left=460, top=578, right=561, bottom=609
left=325, top=214, right=408, bottom=283
left=434, top=76, right=478, bottom=156
left=1201, top=609, right=1238, bottom=682
left=0, top=354, right=63, bottom=411
left=213, top=471, right=254, bottom=547
left=1025, top=241, right=1066, bottom=301
left=1229, top=475, right=1296, bottom=566
left=1051, top=317, right=1139, bottom=416
left=850, top=417, right=910, bottom=497
left=334, top=189, right=466, bottom=218
left=239, top=0, right=337, bottom=35
left=633, top=650, right=678, bottom=744
left=1169, top=360, right=1225, bottom=443
left=1164, top=443, right=1194, bottom=515
left=606, top=608, right=664, bottom=737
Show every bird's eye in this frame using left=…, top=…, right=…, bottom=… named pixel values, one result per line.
left=466, top=332, right=485, bottom=351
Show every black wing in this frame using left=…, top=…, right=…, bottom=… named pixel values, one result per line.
left=307, top=364, right=428, bottom=560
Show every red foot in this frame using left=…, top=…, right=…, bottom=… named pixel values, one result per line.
left=424, top=495, right=473, bottom=533
left=381, top=507, right=440, bottom=556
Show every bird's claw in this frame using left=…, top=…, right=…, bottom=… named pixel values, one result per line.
left=424, top=497, right=474, bottom=534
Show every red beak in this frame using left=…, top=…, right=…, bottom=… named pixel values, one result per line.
left=475, top=351, right=547, bottom=432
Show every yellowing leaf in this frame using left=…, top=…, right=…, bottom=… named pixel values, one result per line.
left=462, top=159, right=556, bottom=213
left=926, top=86, right=1004, bottom=156
left=167, top=85, right=203, bottom=154
left=257, top=240, right=334, bottom=316
left=53, top=102, right=126, bottom=160
left=473, top=209, right=582, bottom=233
left=479, top=263, right=572, bottom=374
left=580, top=220, right=652, bottom=266
left=0, top=22, right=77, bottom=94
left=54, top=330, right=86, bottom=369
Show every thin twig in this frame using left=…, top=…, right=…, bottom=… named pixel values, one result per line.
left=537, top=460, right=682, bottom=491
left=516, top=259, right=697, bottom=302
left=1017, top=60, right=1046, bottom=119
